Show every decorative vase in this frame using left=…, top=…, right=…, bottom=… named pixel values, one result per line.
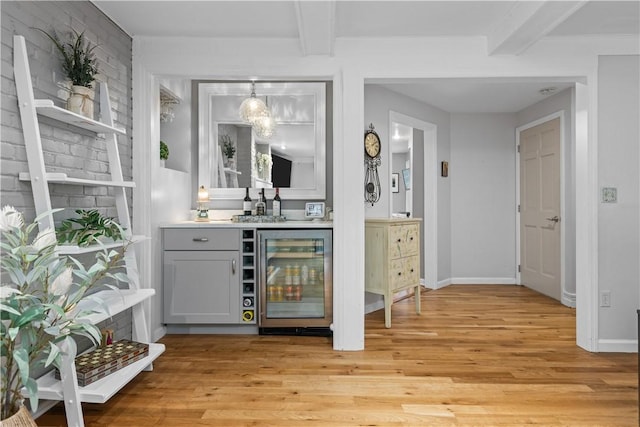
left=160, top=159, right=166, bottom=168
left=1, top=405, right=37, bottom=427
left=225, top=158, right=235, bottom=169
left=67, top=85, right=95, bottom=119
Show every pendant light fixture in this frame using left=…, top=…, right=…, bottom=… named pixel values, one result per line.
left=253, top=95, right=276, bottom=139
left=239, top=81, right=268, bottom=125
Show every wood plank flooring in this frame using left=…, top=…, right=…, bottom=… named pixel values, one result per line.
left=37, top=285, right=638, bottom=426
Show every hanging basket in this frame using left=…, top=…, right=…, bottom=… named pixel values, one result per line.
left=67, top=85, right=95, bottom=119
left=1, top=405, right=37, bottom=427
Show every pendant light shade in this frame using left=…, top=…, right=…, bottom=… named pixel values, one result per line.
left=253, top=96, right=276, bottom=138
left=239, top=82, right=268, bottom=125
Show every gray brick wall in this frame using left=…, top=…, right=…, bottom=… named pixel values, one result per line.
left=1, top=1, right=132, bottom=224
left=1, top=2, right=133, bottom=341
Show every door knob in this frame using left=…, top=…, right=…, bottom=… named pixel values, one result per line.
left=546, top=215, right=560, bottom=223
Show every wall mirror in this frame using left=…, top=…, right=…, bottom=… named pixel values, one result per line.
left=198, top=82, right=326, bottom=200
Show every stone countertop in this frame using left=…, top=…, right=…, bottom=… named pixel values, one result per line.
left=160, top=219, right=333, bottom=229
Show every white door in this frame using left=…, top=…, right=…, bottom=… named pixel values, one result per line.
left=520, top=117, right=561, bottom=300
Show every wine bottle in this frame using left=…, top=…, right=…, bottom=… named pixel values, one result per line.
left=272, top=187, right=281, bottom=217
left=243, top=188, right=252, bottom=215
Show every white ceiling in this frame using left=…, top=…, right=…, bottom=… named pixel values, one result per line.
left=94, top=1, right=639, bottom=113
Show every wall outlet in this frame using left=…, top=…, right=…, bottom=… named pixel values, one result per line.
left=600, top=290, right=611, bottom=307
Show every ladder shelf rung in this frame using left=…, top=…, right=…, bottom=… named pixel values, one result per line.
left=33, top=99, right=126, bottom=135
left=56, top=235, right=147, bottom=255
left=19, top=172, right=136, bottom=188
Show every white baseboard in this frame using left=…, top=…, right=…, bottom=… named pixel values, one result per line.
left=365, top=299, right=384, bottom=314
left=597, top=339, right=638, bottom=353
left=449, top=277, right=517, bottom=285
left=152, top=325, right=167, bottom=342
left=436, top=278, right=452, bottom=289
left=562, top=290, right=576, bottom=308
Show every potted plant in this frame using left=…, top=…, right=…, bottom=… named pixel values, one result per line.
left=55, top=209, right=125, bottom=247
left=35, top=28, right=98, bottom=119
left=255, top=152, right=272, bottom=180
left=0, top=206, right=129, bottom=423
left=220, top=134, right=236, bottom=168
left=160, top=140, right=169, bottom=167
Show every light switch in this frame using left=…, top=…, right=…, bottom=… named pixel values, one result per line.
left=601, top=187, right=617, bottom=203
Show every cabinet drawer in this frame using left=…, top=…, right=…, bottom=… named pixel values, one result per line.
left=389, top=223, right=419, bottom=258
left=389, top=255, right=420, bottom=290
left=163, top=228, right=240, bottom=250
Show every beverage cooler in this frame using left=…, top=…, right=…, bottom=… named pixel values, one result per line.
left=258, top=229, right=332, bottom=335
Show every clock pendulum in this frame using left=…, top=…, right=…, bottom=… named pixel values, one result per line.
left=364, top=123, right=381, bottom=205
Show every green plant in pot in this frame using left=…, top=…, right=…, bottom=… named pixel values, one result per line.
left=35, top=28, right=98, bottom=119
left=220, top=134, right=236, bottom=168
left=160, top=140, right=169, bottom=167
left=0, top=206, right=129, bottom=422
left=56, top=209, right=125, bottom=247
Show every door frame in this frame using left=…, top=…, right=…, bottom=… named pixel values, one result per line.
left=388, top=111, right=438, bottom=289
left=515, top=110, right=571, bottom=306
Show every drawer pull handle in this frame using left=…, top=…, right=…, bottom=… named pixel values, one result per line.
left=410, top=237, right=414, bottom=241
left=397, top=272, right=402, bottom=276
left=193, top=238, right=209, bottom=242
left=232, top=259, right=236, bottom=275
left=397, top=238, right=401, bottom=243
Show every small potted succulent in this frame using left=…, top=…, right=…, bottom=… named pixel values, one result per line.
left=35, top=28, right=98, bottom=119
left=160, top=140, right=169, bottom=167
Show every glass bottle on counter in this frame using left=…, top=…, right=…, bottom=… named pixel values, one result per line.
left=272, top=188, right=281, bottom=217
left=255, top=188, right=266, bottom=216
left=243, top=187, right=252, bottom=215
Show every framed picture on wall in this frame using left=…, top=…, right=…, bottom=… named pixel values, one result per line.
left=441, top=161, right=449, bottom=177
left=391, top=173, right=399, bottom=193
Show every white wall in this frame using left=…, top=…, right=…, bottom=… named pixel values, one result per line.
left=450, top=114, right=517, bottom=282
left=516, top=88, right=575, bottom=304
left=134, top=33, right=638, bottom=352
left=364, top=85, right=451, bottom=281
left=597, top=55, right=640, bottom=350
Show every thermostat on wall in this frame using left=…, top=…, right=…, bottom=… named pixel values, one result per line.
left=305, top=202, right=325, bottom=219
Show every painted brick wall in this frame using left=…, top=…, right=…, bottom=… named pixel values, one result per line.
left=1, top=1, right=133, bottom=343
left=1, top=1, right=132, bottom=223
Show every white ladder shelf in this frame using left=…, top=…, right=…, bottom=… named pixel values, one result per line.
left=13, top=35, right=164, bottom=427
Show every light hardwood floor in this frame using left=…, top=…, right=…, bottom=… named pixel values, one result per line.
left=37, top=285, right=638, bottom=426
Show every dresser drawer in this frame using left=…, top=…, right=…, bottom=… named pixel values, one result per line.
left=163, top=228, right=240, bottom=251
left=389, top=255, right=420, bottom=291
left=389, top=223, right=419, bottom=259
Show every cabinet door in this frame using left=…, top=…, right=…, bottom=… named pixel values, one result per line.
left=164, top=250, right=240, bottom=323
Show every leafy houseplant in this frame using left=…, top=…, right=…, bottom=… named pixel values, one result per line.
left=35, top=28, right=98, bottom=118
left=0, top=206, right=129, bottom=420
left=255, top=152, right=272, bottom=180
left=220, top=134, right=236, bottom=161
left=56, top=209, right=125, bottom=247
left=160, top=140, right=169, bottom=166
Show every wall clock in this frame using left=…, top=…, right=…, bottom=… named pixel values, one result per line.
left=364, top=123, right=381, bottom=205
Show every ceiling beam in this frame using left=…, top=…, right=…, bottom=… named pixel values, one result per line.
left=487, top=0, right=589, bottom=56
left=294, top=0, right=336, bottom=56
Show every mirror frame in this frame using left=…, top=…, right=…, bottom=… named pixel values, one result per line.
left=198, top=81, right=326, bottom=200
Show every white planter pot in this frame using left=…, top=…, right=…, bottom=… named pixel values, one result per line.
left=160, top=159, right=166, bottom=168
left=67, top=85, right=95, bottom=119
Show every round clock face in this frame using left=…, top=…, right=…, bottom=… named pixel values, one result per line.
left=364, top=131, right=381, bottom=158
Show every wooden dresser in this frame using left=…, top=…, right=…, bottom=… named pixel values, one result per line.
left=365, top=218, right=421, bottom=327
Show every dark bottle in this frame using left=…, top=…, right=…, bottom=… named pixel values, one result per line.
left=243, top=188, right=252, bottom=215
left=272, top=187, right=281, bottom=217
